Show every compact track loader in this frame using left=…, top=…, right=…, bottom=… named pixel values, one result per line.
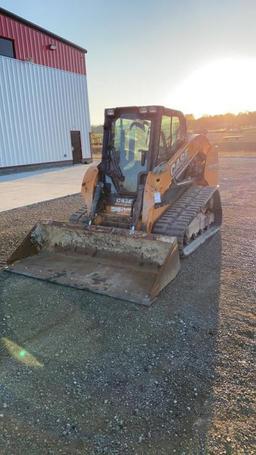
left=8, top=106, right=222, bottom=305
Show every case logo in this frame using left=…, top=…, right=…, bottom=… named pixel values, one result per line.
left=170, top=150, right=189, bottom=177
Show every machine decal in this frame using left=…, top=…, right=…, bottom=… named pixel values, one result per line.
left=110, top=206, right=131, bottom=214
left=171, top=150, right=189, bottom=177
left=115, top=197, right=134, bottom=205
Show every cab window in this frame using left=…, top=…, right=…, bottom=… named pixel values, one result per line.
left=172, top=116, right=181, bottom=146
left=157, top=115, right=182, bottom=163
left=158, top=115, right=171, bottom=162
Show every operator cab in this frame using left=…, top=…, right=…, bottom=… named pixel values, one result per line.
left=100, top=106, right=187, bottom=194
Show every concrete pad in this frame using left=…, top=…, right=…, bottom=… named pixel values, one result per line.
left=0, top=164, right=89, bottom=212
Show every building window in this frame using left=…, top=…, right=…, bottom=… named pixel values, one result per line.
left=0, top=38, right=15, bottom=58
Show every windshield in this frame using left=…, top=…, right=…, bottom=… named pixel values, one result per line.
left=110, top=114, right=151, bottom=193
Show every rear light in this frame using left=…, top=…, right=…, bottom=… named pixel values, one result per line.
left=106, top=108, right=115, bottom=116
left=139, top=107, right=148, bottom=114
left=149, top=106, right=157, bottom=113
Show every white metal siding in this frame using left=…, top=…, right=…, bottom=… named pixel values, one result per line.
left=0, top=55, right=91, bottom=167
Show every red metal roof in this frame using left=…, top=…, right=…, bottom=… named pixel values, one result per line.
left=0, top=8, right=86, bottom=74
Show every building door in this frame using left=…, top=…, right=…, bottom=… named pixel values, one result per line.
left=70, top=131, right=82, bottom=164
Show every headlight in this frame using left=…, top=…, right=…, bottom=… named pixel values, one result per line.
left=139, top=107, right=148, bottom=114
left=106, top=108, right=115, bottom=116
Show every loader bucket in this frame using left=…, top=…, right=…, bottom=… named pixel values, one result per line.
left=7, top=221, right=180, bottom=305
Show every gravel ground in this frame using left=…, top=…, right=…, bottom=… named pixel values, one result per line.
left=0, top=157, right=255, bottom=454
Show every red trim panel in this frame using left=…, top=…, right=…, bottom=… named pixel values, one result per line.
left=0, top=13, right=86, bottom=74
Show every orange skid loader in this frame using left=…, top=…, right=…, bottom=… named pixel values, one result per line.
left=8, top=106, right=222, bottom=305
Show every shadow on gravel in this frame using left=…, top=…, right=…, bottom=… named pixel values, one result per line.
left=0, top=233, right=222, bottom=454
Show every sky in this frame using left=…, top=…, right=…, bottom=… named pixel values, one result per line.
left=1, top=0, right=256, bottom=124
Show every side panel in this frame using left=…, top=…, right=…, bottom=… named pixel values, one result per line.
left=142, top=134, right=218, bottom=231
left=81, top=163, right=99, bottom=212
left=0, top=13, right=86, bottom=74
left=142, top=166, right=172, bottom=231
left=204, top=144, right=219, bottom=186
left=0, top=56, right=91, bottom=167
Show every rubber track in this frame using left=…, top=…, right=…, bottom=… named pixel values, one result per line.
left=69, top=207, right=131, bottom=228
left=69, top=206, right=88, bottom=224
left=153, top=185, right=222, bottom=255
left=0, top=260, right=7, bottom=270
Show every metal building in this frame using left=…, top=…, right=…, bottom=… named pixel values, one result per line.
left=0, top=7, right=91, bottom=171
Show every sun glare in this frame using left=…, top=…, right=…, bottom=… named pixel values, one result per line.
left=166, top=58, right=256, bottom=117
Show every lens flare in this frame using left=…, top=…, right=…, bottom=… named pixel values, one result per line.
left=2, top=337, right=43, bottom=368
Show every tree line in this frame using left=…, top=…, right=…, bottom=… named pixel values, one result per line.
left=185, top=111, right=256, bottom=131
left=91, top=111, right=256, bottom=135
